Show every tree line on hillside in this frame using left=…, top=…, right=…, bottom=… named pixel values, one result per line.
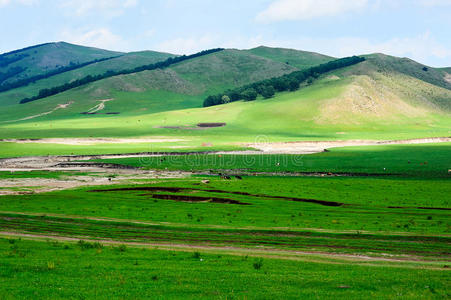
left=0, top=66, right=27, bottom=85
left=0, top=56, right=121, bottom=93
left=19, top=48, right=224, bottom=104
left=203, top=56, right=365, bottom=107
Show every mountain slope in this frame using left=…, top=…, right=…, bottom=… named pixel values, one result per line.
left=333, top=54, right=451, bottom=112
left=0, top=50, right=177, bottom=107
left=1, top=52, right=449, bottom=141
left=0, top=42, right=122, bottom=86
left=360, top=53, right=451, bottom=90
left=0, top=49, right=299, bottom=121
left=0, top=44, right=449, bottom=143
left=245, top=46, right=334, bottom=69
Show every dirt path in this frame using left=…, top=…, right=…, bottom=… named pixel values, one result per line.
left=1, top=101, right=74, bottom=123
left=0, top=231, right=447, bottom=269
left=86, top=98, right=112, bottom=113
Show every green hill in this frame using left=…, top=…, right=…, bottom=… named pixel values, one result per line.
left=359, top=53, right=451, bottom=90
left=245, top=46, right=334, bottom=69
left=0, top=50, right=177, bottom=107
left=0, top=48, right=300, bottom=121
left=0, top=42, right=122, bottom=87
left=0, top=44, right=449, bottom=144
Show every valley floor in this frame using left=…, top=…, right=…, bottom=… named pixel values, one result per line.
left=0, top=141, right=449, bottom=299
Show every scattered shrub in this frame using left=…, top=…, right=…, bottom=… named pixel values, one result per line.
left=253, top=258, right=263, bottom=270
left=78, top=240, right=104, bottom=250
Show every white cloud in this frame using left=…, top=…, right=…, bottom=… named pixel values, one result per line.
left=155, top=35, right=217, bottom=55
left=256, top=0, right=368, bottom=22
left=59, top=0, right=138, bottom=17
left=59, top=28, right=128, bottom=51
left=0, top=0, right=38, bottom=7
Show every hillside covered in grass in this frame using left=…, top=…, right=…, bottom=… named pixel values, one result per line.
left=0, top=43, right=449, bottom=142
left=0, top=42, right=122, bottom=90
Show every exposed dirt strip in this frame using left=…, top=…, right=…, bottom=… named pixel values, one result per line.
left=1, top=101, right=74, bottom=123
left=246, top=137, right=451, bottom=154
left=0, top=170, right=190, bottom=195
left=0, top=137, right=185, bottom=145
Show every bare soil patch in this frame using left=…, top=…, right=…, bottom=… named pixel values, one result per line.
left=0, top=170, right=189, bottom=196
left=444, top=72, right=451, bottom=84
left=197, top=122, right=226, bottom=128
left=149, top=194, right=250, bottom=205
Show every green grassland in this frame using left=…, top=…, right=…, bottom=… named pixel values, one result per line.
left=1, top=175, right=449, bottom=233
left=94, top=143, right=451, bottom=177
left=1, top=238, right=449, bottom=299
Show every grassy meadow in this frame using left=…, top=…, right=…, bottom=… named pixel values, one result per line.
left=1, top=238, right=449, bottom=299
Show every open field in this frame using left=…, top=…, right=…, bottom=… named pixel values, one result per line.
left=92, top=143, right=451, bottom=177
left=1, top=42, right=450, bottom=298
left=0, top=175, right=449, bottom=232
left=1, top=238, right=449, bottom=299
left=0, top=169, right=450, bottom=299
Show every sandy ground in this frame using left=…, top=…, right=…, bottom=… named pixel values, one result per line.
left=0, top=153, right=191, bottom=195
left=246, top=137, right=451, bottom=154
left=0, top=136, right=449, bottom=195
left=0, top=137, right=185, bottom=145
left=0, top=167, right=189, bottom=195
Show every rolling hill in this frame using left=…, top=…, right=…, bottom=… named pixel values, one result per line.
left=0, top=46, right=318, bottom=120
left=0, top=43, right=449, bottom=144
left=0, top=42, right=122, bottom=88
left=244, top=45, right=334, bottom=69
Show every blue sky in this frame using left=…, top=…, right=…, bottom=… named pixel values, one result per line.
left=0, top=0, right=450, bottom=67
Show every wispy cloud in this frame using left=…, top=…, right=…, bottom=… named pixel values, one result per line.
left=59, top=0, right=138, bottom=18
left=256, top=0, right=368, bottom=22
